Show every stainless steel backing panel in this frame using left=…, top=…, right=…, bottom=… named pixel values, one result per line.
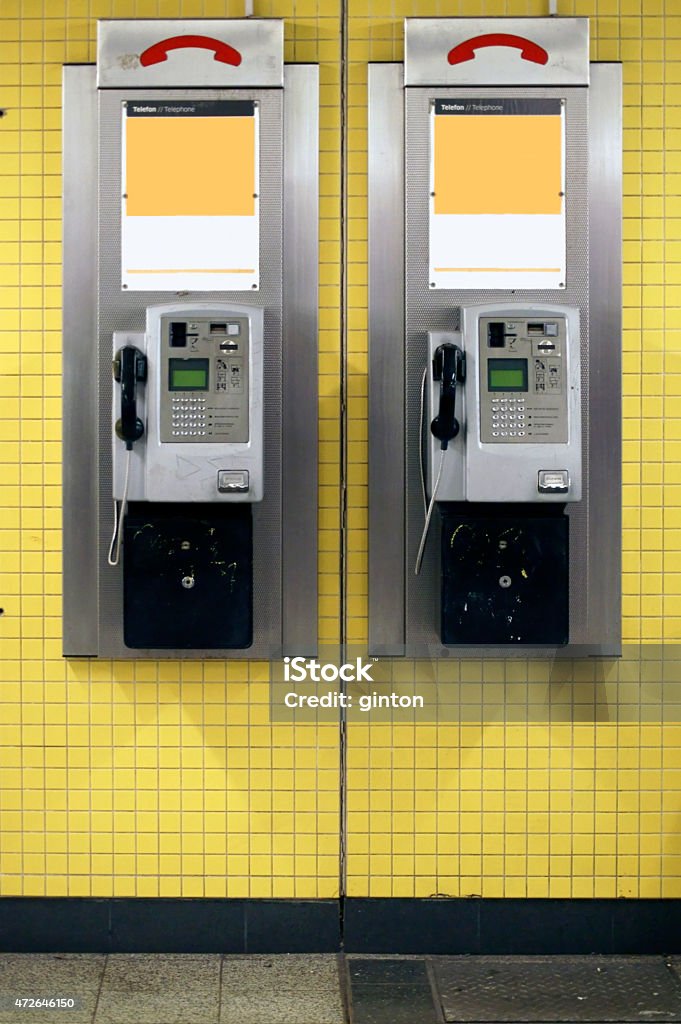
left=368, top=64, right=406, bottom=656
left=368, top=65, right=622, bottom=657
left=405, top=17, right=589, bottom=88
left=433, top=956, right=681, bottom=1022
left=62, top=67, right=99, bottom=657
left=63, top=61, right=319, bottom=658
left=405, top=84, right=589, bottom=655
left=585, top=64, right=622, bottom=654
left=97, top=19, right=284, bottom=89
left=282, top=65, right=319, bottom=656
left=97, top=86, right=282, bottom=658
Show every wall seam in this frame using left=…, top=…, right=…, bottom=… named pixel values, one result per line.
left=338, top=0, right=350, bottom=927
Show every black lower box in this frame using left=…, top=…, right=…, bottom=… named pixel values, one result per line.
left=123, top=502, right=252, bottom=649
left=440, top=504, right=569, bottom=645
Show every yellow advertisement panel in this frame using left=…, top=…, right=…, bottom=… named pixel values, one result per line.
left=429, top=98, right=565, bottom=290
left=121, top=99, right=259, bottom=291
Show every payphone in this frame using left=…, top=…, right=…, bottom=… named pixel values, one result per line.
left=367, top=18, right=622, bottom=655
left=62, top=20, right=319, bottom=657
left=106, top=304, right=263, bottom=648
left=110, top=303, right=263, bottom=512
left=417, top=304, right=581, bottom=644
left=423, top=305, right=581, bottom=509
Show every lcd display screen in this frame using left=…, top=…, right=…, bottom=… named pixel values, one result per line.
left=169, top=359, right=209, bottom=391
left=488, top=359, right=528, bottom=392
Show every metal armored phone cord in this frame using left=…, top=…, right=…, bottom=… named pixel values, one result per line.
left=415, top=365, right=446, bottom=575
left=415, top=446, right=446, bottom=576
left=107, top=446, right=131, bottom=567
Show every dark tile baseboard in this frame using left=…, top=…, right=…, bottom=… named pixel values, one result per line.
left=0, top=899, right=339, bottom=953
left=343, top=898, right=681, bottom=955
left=1, top=898, right=680, bottom=954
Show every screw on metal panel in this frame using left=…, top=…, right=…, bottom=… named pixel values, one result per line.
left=499, top=575, right=512, bottom=589
left=181, top=575, right=195, bottom=589
left=122, top=284, right=128, bottom=289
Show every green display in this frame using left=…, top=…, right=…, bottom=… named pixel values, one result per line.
left=488, top=359, right=527, bottom=393
left=169, top=359, right=209, bottom=391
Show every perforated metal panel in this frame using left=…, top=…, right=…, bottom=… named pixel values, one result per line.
left=433, top=956, right=681, bottom=1023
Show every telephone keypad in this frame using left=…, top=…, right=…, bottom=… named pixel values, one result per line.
left=161, top=317, right=249, bottom=444
left=480, top=316, right=568, bottom=445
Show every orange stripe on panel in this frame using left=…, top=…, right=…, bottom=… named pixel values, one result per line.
left=126, top=116, right=255, bottom=217
left=434, top=115, right=562, bottom=216
left=126, top=268, right=256, bottom=274
left=434, top=267, right=562, bottom=273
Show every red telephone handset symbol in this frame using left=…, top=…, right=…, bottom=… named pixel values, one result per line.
left=447, top=33, right=549, bottom=67
left=140, top=35, right=242, bottom=68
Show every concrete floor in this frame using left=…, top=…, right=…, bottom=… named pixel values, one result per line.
left=1, top=953, right=680, bottom=1024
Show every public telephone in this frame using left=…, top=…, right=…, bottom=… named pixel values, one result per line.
left=107, top=302, right=263, bottom=650
left=418, top=303, right=582, bottom=645
left=424, top=304, right=581, bottom=508
left=111, top=301, right=263, bottom=522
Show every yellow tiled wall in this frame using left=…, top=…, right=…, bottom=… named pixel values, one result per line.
left=0, top=0, right=342, bottom=899
left=344, top=0, right=681, bottom=898
left=2, top=0, right=680, bottom=904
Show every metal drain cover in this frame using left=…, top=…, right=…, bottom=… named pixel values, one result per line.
left=433, top=956, right=681, bottom=1023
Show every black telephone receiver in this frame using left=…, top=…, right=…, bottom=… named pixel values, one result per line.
left=431, top=343, right=465, bottom=448
left=113, top=346, right=147, bottom=449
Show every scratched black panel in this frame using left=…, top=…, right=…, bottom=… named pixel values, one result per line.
left=440, top=505, right=568, bottom=645
left=123, top=503, right=252, bottom=649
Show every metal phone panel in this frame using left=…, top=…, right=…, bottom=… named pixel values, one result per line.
left=282, top=65, right=319, bottom=656
left=405, top=17, right=589, bottom=88
left=97, top=19, right=284, bottom=89
left=62, top=66, right=99, bottom=657
left=96, top=87, right=283, bottom=659
left=145, top=303, right=264, bottom=502
left=461, top=303, right=582, bottom=503
left=367, top=64, right=406, bottom=656
left=403, top=85, right=590, bottom=655
left=585, top=64, right=622, bottom=655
